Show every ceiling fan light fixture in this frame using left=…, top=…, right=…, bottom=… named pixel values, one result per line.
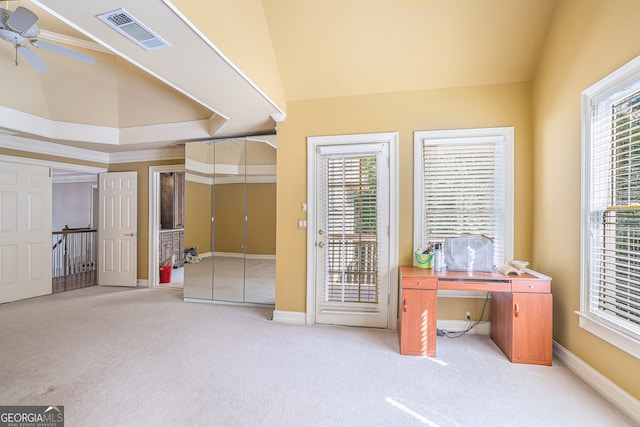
left=97, top=8, right=169, bottom=51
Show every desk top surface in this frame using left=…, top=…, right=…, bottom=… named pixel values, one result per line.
left=400, top=266, right=551, bottom=282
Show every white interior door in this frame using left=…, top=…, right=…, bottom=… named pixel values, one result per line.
left=312, top=142, right=390, bottom=328
left=98, top=172, right=137, bottom=287
left=0, top=161, right=52, bottom=303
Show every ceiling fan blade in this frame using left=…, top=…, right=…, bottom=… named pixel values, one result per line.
left=17, top=46, right=49, bottom=73
left=35, top=40, right=95, bottom=64
left=6, top=6, right=39, bottom=34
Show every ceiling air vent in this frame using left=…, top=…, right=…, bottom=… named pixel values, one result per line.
left=97, top=8, right=169, bottom=51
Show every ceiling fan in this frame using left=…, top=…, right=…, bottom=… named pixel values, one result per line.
left=0, top=4, right=95, bottom=73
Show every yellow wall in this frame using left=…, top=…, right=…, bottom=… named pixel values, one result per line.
left=275, top=82, right=535, bottom=313
left=532, top=0, right=640, bottom=400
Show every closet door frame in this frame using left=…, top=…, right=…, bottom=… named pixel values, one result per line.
left=148, top=164, right=185, bottom=288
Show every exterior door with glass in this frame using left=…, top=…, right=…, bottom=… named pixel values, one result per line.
left=310, top=139, right=391, bottom=328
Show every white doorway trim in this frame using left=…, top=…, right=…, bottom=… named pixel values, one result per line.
left=306, top=132, right=399, bottom=329
left=148, top=164, right=184, bottom=288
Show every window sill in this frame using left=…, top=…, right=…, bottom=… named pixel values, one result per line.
left=575, top=311, right=640, bottom=360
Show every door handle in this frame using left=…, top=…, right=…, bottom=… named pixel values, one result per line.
left=403, top=299, right=408, bottom=312
left=124, top=233, right=135, bottom=237
left=318, top=241, right=325, bottom=248
left=514, top=302, right=520, bottom=317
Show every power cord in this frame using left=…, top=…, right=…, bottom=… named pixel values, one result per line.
left=437, top=292, right=490, bottom=338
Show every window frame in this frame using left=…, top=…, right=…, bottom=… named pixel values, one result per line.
left=413, top=127, right=514, bottom=297
left=579, top=55, right=640, bottom=359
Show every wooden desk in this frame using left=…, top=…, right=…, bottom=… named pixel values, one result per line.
left=399, top=266, right=553, bottom=365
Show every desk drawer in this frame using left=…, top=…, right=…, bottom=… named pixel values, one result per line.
left=402, top=277, right=437, bottom=289
left=512, top=280, right=551, bottom=293
left=438, top=281, right=510, bottom=292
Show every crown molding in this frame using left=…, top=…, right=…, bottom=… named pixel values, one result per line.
left=0, top=153, right=107, bottom=175
left=215, top=175, right=276, bottom=184
left=0, top=134, right=186, bottom=165
left=109, top=147, right=185, bottom=164
left=186, top=158, right=276, bottom=176
left=185, top=172, right=276, bottom=185
left=0, top=134, right=109, bottom=164
left=185, top=172, right=210, bottom=185
left=0, top=105, right=218, bottom=148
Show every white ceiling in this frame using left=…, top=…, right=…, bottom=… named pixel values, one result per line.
left=0, top=0, right=558, bottom=154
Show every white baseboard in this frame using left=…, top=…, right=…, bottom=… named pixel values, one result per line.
left=272, top=310, right=306, bottom=325
left=273, top=310, right=491, bottom=335
left=137, top=279, right=149, bottom=288
left=553, top=341, right=640, bottom=424
left=437, top=319, right=491, bottom=335
left=269, top=314, right=490, bottom=330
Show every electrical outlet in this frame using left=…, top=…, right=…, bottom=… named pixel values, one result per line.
left=465, top=309, right=472, bottom=321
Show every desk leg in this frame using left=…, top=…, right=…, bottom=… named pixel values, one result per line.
left=426, top=290, right=437, bottom=357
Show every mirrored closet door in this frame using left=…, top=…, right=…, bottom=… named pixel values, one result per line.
left=183, top=137, right=276, bottom=306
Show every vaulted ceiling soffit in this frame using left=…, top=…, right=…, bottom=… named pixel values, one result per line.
left=0, top=0, right=284, bottom=150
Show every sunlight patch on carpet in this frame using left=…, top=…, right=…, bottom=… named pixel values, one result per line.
left=385, top=397, right=440, bottom=426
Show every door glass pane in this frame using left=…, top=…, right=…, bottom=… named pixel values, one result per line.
left=325, top=155, right=378, bottom=304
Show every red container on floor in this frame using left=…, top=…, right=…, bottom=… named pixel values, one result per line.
left=159, top=265, right=172, bottom=283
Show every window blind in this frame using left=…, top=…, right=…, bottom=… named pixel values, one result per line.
left=324, top=155, right=379, bottom=304
left=587, top=87, right=640, bottom=337
left=421, top=140, right=505, bottom=266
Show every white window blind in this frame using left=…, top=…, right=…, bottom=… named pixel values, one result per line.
left=419, top=137, right=507, bottom=266
left=585, top=81, right=640, bottom=342
left=324, top=155, right=379, bottom=304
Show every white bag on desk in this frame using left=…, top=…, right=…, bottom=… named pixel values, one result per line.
left=443, top=235, right=494, bottom=272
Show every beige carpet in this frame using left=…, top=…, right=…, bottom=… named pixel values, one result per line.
left=0, top=286, right=635, bottom=427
